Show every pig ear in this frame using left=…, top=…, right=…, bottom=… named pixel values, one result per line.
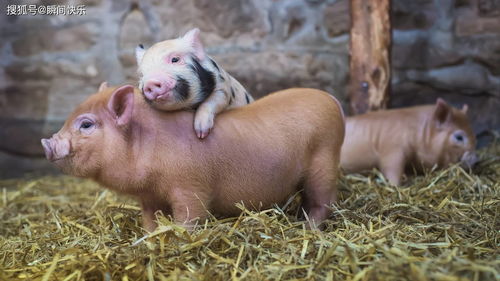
left=461, top=104, right=469, bottom=114
left=98, top=81, right=108, bottom=92
left=107, top=85, right=135, bottom=126
left=182, top=28, right=205, bottom=60
left=135, top=44, right=146, bottom=64
left=433, top=98, right=451, bottom=126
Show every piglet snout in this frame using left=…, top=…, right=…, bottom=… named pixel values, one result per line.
left=461, top=151, right=479, bottom=169
left=41, top=136, right=70, bottom=162
left=143, top=76, right=176, bottom=101
left=41, top=138, right=53, bottom=161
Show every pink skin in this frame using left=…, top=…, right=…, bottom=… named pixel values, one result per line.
left=142, top=53, right=186, bottom=102
left=41, top=135, right=70, bottom=161
left=143, top=73, right=176, bottom=101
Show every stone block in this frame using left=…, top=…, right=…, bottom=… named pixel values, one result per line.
left=324, top=0, right=350, bottom=37
left=12, top=23, right=98, bottom=57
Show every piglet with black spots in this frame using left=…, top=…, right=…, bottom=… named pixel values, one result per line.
left=136, top=28, right=254, bottom=139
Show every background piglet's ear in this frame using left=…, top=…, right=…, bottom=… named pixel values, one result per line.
left=135, top=44, right=146, bottom=65
left=461, top=104, right=469, bottom=114
left=107, top=85, right=135, bottom=126
left=182, top=28, right=205, bottom=60
left=433, top=98, right=451, bottom=126
left=98, top=81, right=108, bottom=92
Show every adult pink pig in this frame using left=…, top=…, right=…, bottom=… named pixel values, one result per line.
left=41, top=84, right=345, bottom=231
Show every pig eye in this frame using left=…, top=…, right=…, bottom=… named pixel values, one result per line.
left=74, top=115, right=97, bottom=135
left=171, top=57, right=180, bottom=63
left=452, top=131, right=467, bottom=144
left=80, top=120, right=94, bottom=130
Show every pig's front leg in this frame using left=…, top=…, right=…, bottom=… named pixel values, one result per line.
left=194, top=89, right=230, bottom=139
left=140, top=200, right=171, bottom=232
left=141, top=208, right=158, bottom=233
left=142, top=209, right=158, bottom=232
left=379, top=152, right=406, bottom=186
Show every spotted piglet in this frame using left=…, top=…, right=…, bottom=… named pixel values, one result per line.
left=135, top=28, right=254, bottom=139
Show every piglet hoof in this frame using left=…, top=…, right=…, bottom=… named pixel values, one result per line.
left=194, top=114, right=214, bottom=139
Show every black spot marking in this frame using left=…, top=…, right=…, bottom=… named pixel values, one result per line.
left=138, top=44, right=144, bottom=49
left=219, top=74, right=225, bottom=82
left=245, top=92, right=250, bottom=104
left=231, top=87, right=236, bottom=99
left=174, top=76, right=190, bottom=101
left=189, top=56, right=216, bottom=102
left=210, top=58, right=220, bottom=72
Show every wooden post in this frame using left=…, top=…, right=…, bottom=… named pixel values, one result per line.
left=348, top=0, right=391, bottom=114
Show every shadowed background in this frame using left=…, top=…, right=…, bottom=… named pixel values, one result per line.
left=1, top=0, right=499, bottom=178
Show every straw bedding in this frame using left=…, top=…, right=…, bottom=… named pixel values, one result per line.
left=1, top=143, right=498, bottom=281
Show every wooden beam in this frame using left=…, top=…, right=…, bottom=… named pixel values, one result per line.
left=348, top=0, right=391, bottom=114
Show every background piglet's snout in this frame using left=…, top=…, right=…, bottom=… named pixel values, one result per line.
left=461, top=150, right=479, bottom=168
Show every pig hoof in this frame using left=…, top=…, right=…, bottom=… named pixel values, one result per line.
left=194, top=116, right=214, bottom=139
left=197, top=129, right=210, bottom=139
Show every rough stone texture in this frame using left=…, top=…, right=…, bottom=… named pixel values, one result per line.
left=0, top=0, right=499, bottom=178
left=392, top=0, right=436, bottom=30
left=324, top=0, right=350, bottom=37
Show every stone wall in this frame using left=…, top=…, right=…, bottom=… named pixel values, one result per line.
left=390, top=0, right=500, bottom=138
left=1, top=0, right=499, bottom=178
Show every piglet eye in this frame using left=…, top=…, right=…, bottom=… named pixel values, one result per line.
left=453, top=132, right=466, bottom=144
left=80, top=121, right=94, bottom=130
left=171, top=57, right=180, bottom=63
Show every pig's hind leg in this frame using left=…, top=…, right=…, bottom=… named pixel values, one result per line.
left=301, top=151, right=339, bottom=229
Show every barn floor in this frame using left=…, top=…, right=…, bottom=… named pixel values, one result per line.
left=1, top=144, right=498, bottom=281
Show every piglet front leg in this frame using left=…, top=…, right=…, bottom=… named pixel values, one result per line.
left=194, top=89, right=230, bottom=139
left=379, top=151, right=406, bottom=186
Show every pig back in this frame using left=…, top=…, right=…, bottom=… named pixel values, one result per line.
left=197, top=88, right=345, bottom=215
left=127, top=88, right=343, bottom=215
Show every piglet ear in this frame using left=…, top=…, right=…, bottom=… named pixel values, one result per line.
left=107, top=85, right=135, bottom=126
left=182, top=28, right=205, bottom=60
left=461, top=104, right=469, bottom=114
left=135, top=44, right=146, bottom=65
left=433, top=98, right=451, bottom=126
left=98, top=81, right=108, bottom=92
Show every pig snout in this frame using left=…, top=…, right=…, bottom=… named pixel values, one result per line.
left=461, top=151, right=479, bottom=169
left=143, top=75, right=176, bottom=101
left=41, top=136, right=70, bottom=162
